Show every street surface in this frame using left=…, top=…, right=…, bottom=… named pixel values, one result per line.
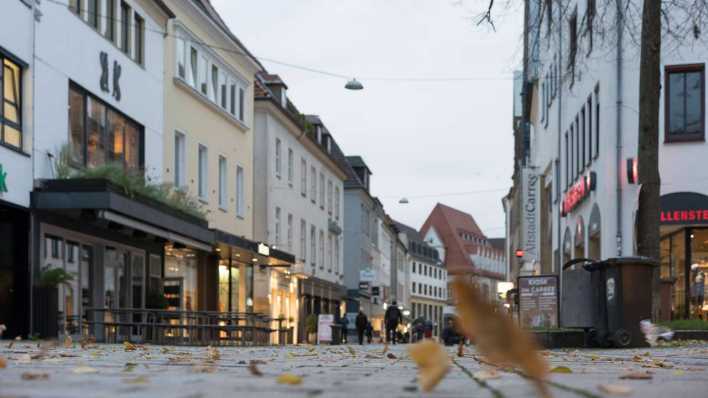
left=1, top=341, right=707, bottom=397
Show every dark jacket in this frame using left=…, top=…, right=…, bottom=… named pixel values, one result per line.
left=355, top=313, right=367, bottom=330
left=384, top=306, right=402, bottom=328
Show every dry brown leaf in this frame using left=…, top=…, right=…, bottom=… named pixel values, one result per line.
left=457, top=342, right=465, bottom=357
left=123, top=375, right=149, bottom=384
left=0, top=356, right=7, bottom=369
left=619, top=371, right=652, bottom=380
left=63, top=335, right=73, bottom=349
left=473, top=369, right=501, bottom=380
left=598, top=384, right=633, bottom=396
left=21, top=372, right=49, bottom=381
left=72, top=366, right=98, bottom=374
left=276, top=373, right=303, bottom=385
left=386, top=352, right=397, bottom=359
left=408, top=340, right=450, bottom=392
left=123, top=341, right=137, bottom=352
left=79, top=335, right=96, bottom=349
left=452, top=279, right=549, bottom=397
left=248, top=360, right=264, bottom=376
left=207, top=346, right=220, bottom=361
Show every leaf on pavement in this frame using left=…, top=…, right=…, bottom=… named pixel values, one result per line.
left=72, top=366, right=99, bottom=374
left=123, top=375, right=149, bottom=384
left=207, top=346, right=220, bottom=361
left=123, top=341, right=137, bottom=352
left=0, top=356, right=7, bottom=369
left=63, top=335, right=73, bottom=349
left=248, top=360, right=264, bottom=377
left=408, top=340, right=450, bottom=392
left=452, top=279, right=549, bottom=398
left=386, top=352, right=397, bottom=359
left=550, top=366, right=573, bottom=374
left=598, top=384, right=633, bottom=396
left=473, top=369, right=501, bottom=380
left=619, top=371, right=652, bottom=380
left=347, top=346, right=356, bottom=357
left=21, top=372, right=49, bottom=380
left=457, top=342, right=465, bottom=357
left=277, top=373, right=303, bottom=385
left=124, top=362, right=137, bottom=372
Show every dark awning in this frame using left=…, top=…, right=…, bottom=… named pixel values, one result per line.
left=31, top=179, right=213, bottom=250
left=214, top=229, right=294, bottom=267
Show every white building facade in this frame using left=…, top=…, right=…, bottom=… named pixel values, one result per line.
left=523, top=0, right=708, bottom=319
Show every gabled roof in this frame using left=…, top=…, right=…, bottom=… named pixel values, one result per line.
left=420, top=203, right=504, bottom=279
left=394, top=220, right=439, bottom=263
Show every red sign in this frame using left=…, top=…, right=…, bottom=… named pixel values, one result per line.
left=660, top=209, right=708, bottom=223
left=561, top=172, right=596, bottom=216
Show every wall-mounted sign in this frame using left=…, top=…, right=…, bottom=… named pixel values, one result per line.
left=0, top=163, right=7, bottom=193
left=358, top=281, right=370, bottom=290
left=99, top=51, right=122, bottom=101
left=561, top=172, right=596, bottom=216
left=360, top=269, right=375, bottom=282
left=257, top=243, right=270, bottom=256
left=518, top=275, right=559, bottom=329
left=626, top=158, right=638, bottom=184
left=660, top=192, right=708, bottom=225
left=521, top=168, right=539, bottom=263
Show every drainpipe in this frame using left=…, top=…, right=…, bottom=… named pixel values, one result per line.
left=556, top=3, right=563, bottom=274
left=29, top=0, right=39, bottom=337
left=615, top=0, right=624, bottom=256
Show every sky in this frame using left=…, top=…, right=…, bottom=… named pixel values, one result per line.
left=212, top=0, right=524, bottom=237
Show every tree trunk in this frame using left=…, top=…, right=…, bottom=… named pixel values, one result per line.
left=635, top=0, right=662, bottom=320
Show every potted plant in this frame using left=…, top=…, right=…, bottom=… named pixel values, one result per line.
left=305, top=314, right=318, bottom=344
left=35, top=267, right=74, bottom=339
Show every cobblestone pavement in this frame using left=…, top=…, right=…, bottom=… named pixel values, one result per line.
left=1, top=341, right=707, bottom=398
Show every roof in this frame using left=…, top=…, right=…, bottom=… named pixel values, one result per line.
left=394, top=220, right=439, bottom=263
left=153, top=0, right=176, bottom=18
left=345, top=156, right=372, bottom=174
left=420, top=203, right=504, bottom=279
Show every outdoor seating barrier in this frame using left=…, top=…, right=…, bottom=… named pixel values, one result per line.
left=78, top=308, right=288, bottom=346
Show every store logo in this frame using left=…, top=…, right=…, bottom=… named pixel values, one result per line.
left=0, top=163, right=7, bottom=193
left=561, top=172, right=597, bottom=216
left=99, top=51, right=122, bottom=101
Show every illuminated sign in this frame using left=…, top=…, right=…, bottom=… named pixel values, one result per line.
left=257, top=243, right=270, bottom=256
left=561, top=172, right=596, bottom=216
left=660, top=192, right=708, bottom=226
left=626, top=158, right=638, bottom=184
left=660, top=209, right=708, bottom=223
left=0, top=163, right=7, bottom=193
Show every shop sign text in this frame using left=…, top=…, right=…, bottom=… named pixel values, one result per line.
left=0, top=163, right=7, bottom=193
left=561, top=172, right=596, bottom=216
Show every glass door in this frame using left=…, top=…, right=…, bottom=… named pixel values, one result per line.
left=63, top=242, right=81, bottom=335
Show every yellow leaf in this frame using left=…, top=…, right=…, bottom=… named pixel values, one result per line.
left=408, top=340, right=450, bottom=392
left=0, top=356, right=7, bottom=369
left=123, top=341, right=137, bottom=352
left=123, top=376, right=149, bottom=384
left=452, top=279, right=549, bottom=398
left=72, top=366, right=98, bottom=374
left=673, top=370, right=685, bottom=376
left=550, top=366, right=573, bottom=374
left=598, top=384, right=633, bottom=396
left=276, top=373, right=303, bottom=385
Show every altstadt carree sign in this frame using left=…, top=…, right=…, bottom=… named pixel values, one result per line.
left=521, top=168, right=539, bottom=264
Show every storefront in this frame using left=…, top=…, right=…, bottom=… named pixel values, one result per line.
left=299, top=277, right=346, bottom=343
left=0, top=200, right=30, bottom=339
left=659, top=192, right=708, bottom=320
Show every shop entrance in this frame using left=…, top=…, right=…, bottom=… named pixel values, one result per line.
left=660, top=227, right=708, bottom=319
left=0, top=204, right=29, bottom=339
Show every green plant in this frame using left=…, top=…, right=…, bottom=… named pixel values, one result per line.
left=53, top=145, right=206, bottom=220
left=305, top=314, right=318, bottom=334
left=658, top=319, right=708, bottom=331
left=38, top=267, right=74, bottom=288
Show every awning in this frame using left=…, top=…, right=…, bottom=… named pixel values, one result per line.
left=214, top=229, right=294, bottom=267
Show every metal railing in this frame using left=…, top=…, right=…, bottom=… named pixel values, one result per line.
left=70, top=308, right=291, bottom=346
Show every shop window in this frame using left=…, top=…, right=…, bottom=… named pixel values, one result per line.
left=690, top=229, right=708, bottom=319
left=671, top=232, right=687, bottom=318
left=665, top=64, right=705, bottom=142
left=164, top=246, right=198, bottom=311
left=1, top=56, right=23, bottom=149
left=68, top=84, right=143, bottom=172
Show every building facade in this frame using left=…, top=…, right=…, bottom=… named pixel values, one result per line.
left=253, top=77, right=348, bottom=343
left=513, top=0, right=708, bottom=320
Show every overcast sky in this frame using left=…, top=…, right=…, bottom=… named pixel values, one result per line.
left=213, top=0, right=523, bottom=237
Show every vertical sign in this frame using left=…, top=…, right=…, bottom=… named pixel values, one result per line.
left=518, top=275, right=559, bottom=329
left=521, top=167, right=539, bottom=265
left=317, top=314, right=334, bottom=344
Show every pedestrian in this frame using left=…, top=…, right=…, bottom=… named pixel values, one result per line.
left=365, top=321, right=373, bottom=343
left=339, top=315, right=349, bottom=344
left=355, top=311, right=368, bottom=345
left=384, top=301, right=402, bottom=344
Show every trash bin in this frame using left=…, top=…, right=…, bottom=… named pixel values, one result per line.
left=562, top=257, right=657, bottom=348
left=330, top=324, right=342, bottom=345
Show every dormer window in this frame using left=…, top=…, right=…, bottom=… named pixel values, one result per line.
left=316, top=126, right=322, bottom=143
left=280, top=88, right=287, bottom=107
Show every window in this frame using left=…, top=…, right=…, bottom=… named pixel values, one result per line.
left=105, top=0, right=116, bottom=42
left=120, top=1, right=131, bottom=55
left=69, top=0, right=82, bottom=15
left=88, top=0, right=100, bottom=30
left=229, top=83, right=236, bottom=114
left=198, top=145, right=208, bottom=200
left=238, top=87, right=245, bottom=122
left=334, top=186, right=340, bottom=220
left=287, top=214, right=293, bottom=251
left=319, top=230, right=325, bottom=269
left=310, top=166, right=316, bottom=202
left=174, top=131, right=186, bottom=188
left=68, top=84, right=143, bottom=171
left=570, top=125, right=575, bottom=181
left=301, top=158, right=307, bottom=196
left=587, top=95, right=593, bottom=163
left=275, top=138, right=282, bottom=178
left=287, top=148, right=294, bottom=185
left=199, top=55, right=208, bottom=95
left=594, top=85, right=600, bottom=158
left=300, top=219, right=307, bottom=261
left=211, top=65, right=219, bottom=103
left=134, top=13, right=144, bottom=64
left=327, top=234, right=333, bottom=272
left=189, top=46, right=198, bottom=88
left=412, top=262, right=416, bottom=273
left=236, top=166, right=245, bottom=218
left=568, top=11, right=578, bottom=75
left=665, top=64, right=705, bottom=142
left=1, top=56, right=23, bottom=149
left=576, top=116, right=582, bottom=173
left=327, top=180, right=333, bottom=214
left=544, top=0, right=552, bottom=37
left=412, top=282, right=416, bottom=294
left=310, top=226, right=316, bottom=268
left=218, top=156, right=227, bottom=208
left=274, top=207, right=281, bottom=246
left=334, top=237, right=340, bottom=274
left=319, top=172, right=325, bottom=209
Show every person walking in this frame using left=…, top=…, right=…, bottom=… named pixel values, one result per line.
left=384, top=301, right=402, bottom=344
left=339, top=315, right=350, bottom=344
left=355, top=311, right=368, bottom=345
left=365, top=321, right=373, bottom=343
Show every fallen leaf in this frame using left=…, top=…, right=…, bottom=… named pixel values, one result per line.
left=191, top=364, right=216, bottom=373
left=277, top=373, right=303, bottom=385
left=124, top=362, right=137, bottom=372
left=248, top=360, right=263, bottom=376
left=473, top=369, right=501, bottom=380
left=63, top=335, right=73, bottom=349
left=408, top=340, right=450, bottom=392
left=207, top=346, right=220, bottom=361
left=72, top=366, right=99, bottom=374
left=550, top=366, right=573, bottom=374
left=457, top=342, right=465, bottom=357
left=0, top=356, right=7, bottom=369
left=21, top=372, right=49, bottom=380
left=452, top=279, right=548, bottom=397
left=386, top=352, right=397, bottom=359
left=672, top=370, right=685, bottom=376
left=619, top=371, right=652, bottom=380
left=347, top=346, right=356, bottom=357
left=123, top=341, right=137, bottom=352
left=123, top=376, right=149, bottom=384
left=59, top=353, right=78, bottom=358
left=598, top=384, right=633, bottom=396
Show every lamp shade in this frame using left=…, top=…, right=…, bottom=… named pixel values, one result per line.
left=345, top=78, right=364, bottom=90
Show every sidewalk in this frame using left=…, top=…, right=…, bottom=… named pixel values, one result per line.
left=1, top=341, right=707, bottom=397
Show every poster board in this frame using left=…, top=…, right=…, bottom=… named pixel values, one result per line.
left=317, top=314, right=334, bottom=343
left=518, top=275, right=559, bottom=329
